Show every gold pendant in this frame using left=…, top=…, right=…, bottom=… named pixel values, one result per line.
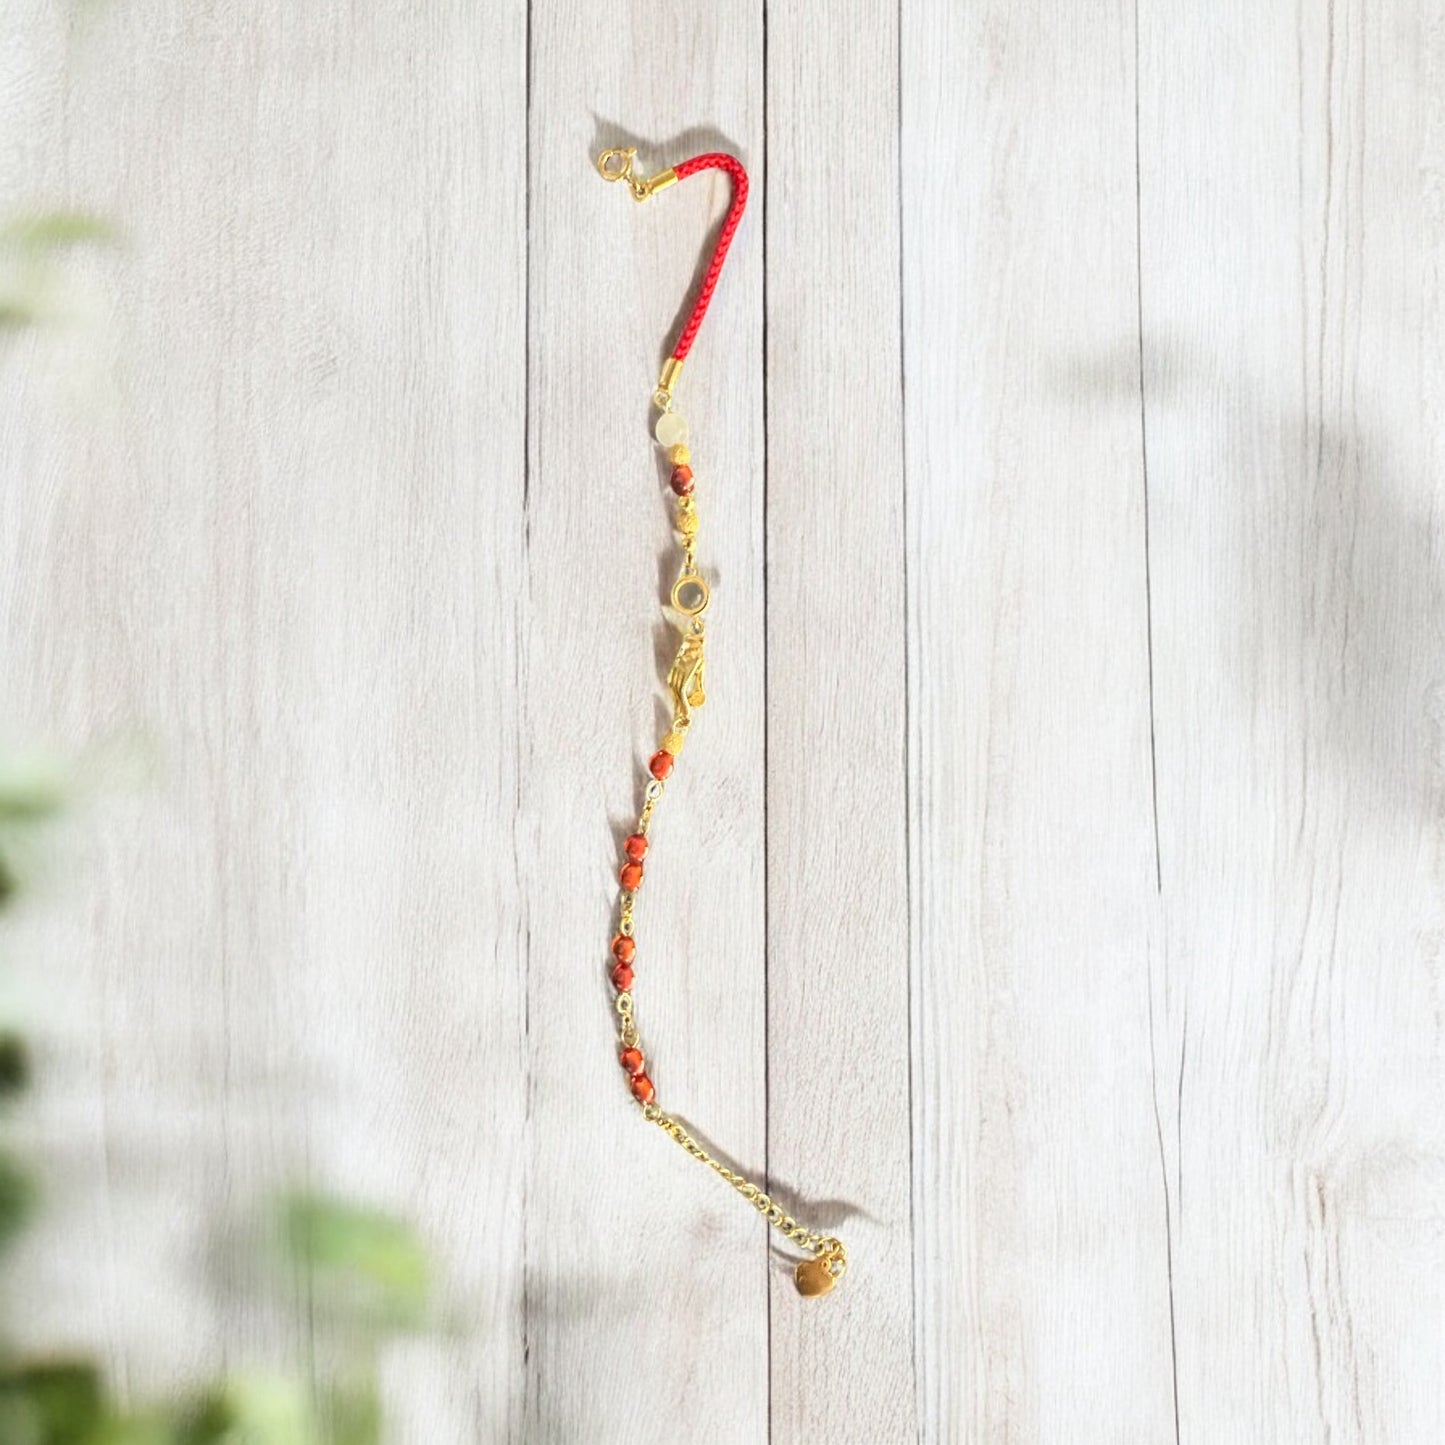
left=794, top=1256, right=838, bottom=1298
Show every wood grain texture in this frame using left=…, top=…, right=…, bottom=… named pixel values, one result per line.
left=903, top=1, right=1174, bottom=1438
left=522, top=1, right=768, bottom=1440
left=764, top=3, right=915, bottom=1441
left=2, top=2, right=530, bottom=1440
left=1139, top=2, right=1445, bottom=1438
left=2, top=0, right=1442, bottom=1440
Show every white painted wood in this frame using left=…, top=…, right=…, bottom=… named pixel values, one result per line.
left=2, top=0, right=1442, bottom=1440
left=765, top=4, right=916, bottom=1441
left=2, top=3, right=530, bottom=1441
left=903, top=2, right=1175, bottom=1438
left=1139, top=2, right=1445, bottom=1439
left=521, top=3, right=769, bottom=1440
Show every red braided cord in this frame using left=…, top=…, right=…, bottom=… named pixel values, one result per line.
left=669, top=153, right=749, bottom=362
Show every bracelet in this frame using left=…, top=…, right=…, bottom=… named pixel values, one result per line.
left=596, top=144, right=847, bottom=1300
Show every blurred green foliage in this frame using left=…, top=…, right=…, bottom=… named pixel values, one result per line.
left=0, top=210, right=117, bottom=329
left=0, top=1151, right=37, bottom=1255
left=0, top=754, right=70, bottom=823
left=0, top=215, right=116, bottom=250
left=0, top=752, right=68, bottom=910
left=0, top=42, right=435, bottom=1441
left=0, top=755, right=437, bottom=1443
left=283, top=1196, right=431, bottom=1333
left=0, top=1034, right=30, bottom=1097
left=0, top=1362, right=104, bottom=1445
left=181, top=1376, right=316, bottom=1445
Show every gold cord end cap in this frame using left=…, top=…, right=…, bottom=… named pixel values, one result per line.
left=655, top=356, right=685, bottom=410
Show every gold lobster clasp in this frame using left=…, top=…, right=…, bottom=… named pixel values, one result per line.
left=597, top=146, right=678, bottom=203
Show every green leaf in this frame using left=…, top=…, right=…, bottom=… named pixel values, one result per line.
left=1, top=213, right=118, bottom=250
left=0, top=1033, right=30, bottom=1098
left=0, top=1361, right=104, bottom=1445
left=0, top=299, right=40, bottom=329
left=0, top=1395, right=33, bottom=1445
left=0, top=1152, right=38, bottom=1253
left=0, top=755, right=68, bottom=823
left=180, top=1376, right=315, bottom=1445
left=281, top=1195, right=430, bottom=1331
left=88, top=1412, right=177, bottom=1445
left=327, top=1384, right=379, bottom=1445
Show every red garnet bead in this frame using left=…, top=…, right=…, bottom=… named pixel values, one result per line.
left=619, top=1047, right=644, bottom=1076
left=624, top=832, right=649, bottom=862
left=610, top=961, right=635, bottom=991
left=630, top=1073, right=656, bottom=1104
left=611, top=934, right=636, bottom=964
left=620, top=861, right=644, bottom=890
left=669, top=464, right=695, bottom=496
left=649, top=750, right=675, bottom=780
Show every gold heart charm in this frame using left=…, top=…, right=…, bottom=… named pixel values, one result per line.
left=794, top=1256, right=837, bottom=1298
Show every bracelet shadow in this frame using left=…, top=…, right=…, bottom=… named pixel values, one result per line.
left=660, top=1108, right=875, bottom=1266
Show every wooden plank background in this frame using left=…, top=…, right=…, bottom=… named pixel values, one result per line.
left=2, top=0, right=1441, bottom=1440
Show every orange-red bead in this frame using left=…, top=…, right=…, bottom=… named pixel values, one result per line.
left=611, top=961, right=634, bottom=991
left=620, top=861, right=644, bottom=890
left=619, top=1047, right=644, bottom=1076
left=630, top=1073, right=656, bottom=1104
left=624, top=833, right=649, bottom=862
left=670, top=464, right=695, bottom=496
left=649, top=750, right=675, bottom=780
left=611, top=934, right=636, bottom=963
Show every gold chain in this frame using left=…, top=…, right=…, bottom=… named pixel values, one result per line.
left=646, top=1107, right=848, bottom=1264
left=614, top=740, right=848, bottom=1293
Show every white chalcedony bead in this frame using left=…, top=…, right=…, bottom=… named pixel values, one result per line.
left=654, top=411, right=689, bottom=448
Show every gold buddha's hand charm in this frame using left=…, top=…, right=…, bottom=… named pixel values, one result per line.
left=667, top=630, right=706, bottom=723
left=667, top=573, right=710, bottom=725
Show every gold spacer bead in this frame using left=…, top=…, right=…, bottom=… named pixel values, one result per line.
left=669, top=444, right=691, bottom=466
left=661, top=730, right=686, bottom=754
left=678, top=508, right=699, bottom=536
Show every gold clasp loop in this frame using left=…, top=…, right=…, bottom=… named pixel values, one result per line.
left=596, top=147, right=678, bottom=203
left=598, top=146, right=636, bottom=185
left=597, top=146, right=648, bottom=202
